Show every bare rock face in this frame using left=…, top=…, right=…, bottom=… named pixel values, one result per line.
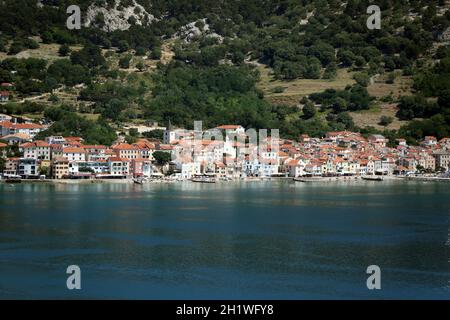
left=176, top=19, right=224, bottom=43
left=439, top=27, right=450, bottom=42
left=85, top=0, right=157, bottom=32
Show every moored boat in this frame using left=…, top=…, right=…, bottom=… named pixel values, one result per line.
left=5, top=176, right=22, bottom=183
left=133, top=177, right=148, bottom=184
left=191, top=177, right=216, bottom=183
left=191, top=174, right=217, bottom=183
left=362, top=176, right=384, bottom=181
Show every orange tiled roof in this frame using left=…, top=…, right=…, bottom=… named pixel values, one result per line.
left=83, top=145, right=106, bottom=149
left=63, top=147, right=85, bottom=154
left=1, top=133, right=31, bottom=140
left=109, top=157, right=130, bottom=162
left=65, top=137, right=84, bottom=142
left=134, top=139, right=156, bottom=149
left=112, top=143, right=138, bottom=150
left=0, top=121, right=13, bottom=128
left=1, top=121, right=43, bottom=130
left=158, top=144, right=173, bottom=150
left=287, top=159, right=300, bottom=166
left=14, top=123, right=43, bottom=129
left=20, top=140, right=50, bottom=148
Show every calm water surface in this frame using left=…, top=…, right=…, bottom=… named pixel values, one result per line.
left=0, top=180, right=449, bottom=299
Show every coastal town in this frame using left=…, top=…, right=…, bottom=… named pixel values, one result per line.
left=0, top=114, right=450, bottom=182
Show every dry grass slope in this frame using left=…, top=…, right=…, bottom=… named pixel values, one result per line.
left=254, top=62, right=356, bottom=106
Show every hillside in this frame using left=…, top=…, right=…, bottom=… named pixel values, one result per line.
left=0, top=0, right=449, bottom=144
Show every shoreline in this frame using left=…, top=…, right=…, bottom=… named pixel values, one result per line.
left=1, top=175, right=449, bottom=185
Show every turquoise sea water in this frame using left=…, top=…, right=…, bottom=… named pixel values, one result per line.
left=0, top=180, right=449, bottom=299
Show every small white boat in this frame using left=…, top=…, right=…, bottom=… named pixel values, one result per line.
left=191, top=175, right=217, bottom=183
left=133, top=177, right=148, bottom=184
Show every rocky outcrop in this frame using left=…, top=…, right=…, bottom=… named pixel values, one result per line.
left=175, top=19, right=224, bottom=43
left=439, top=27, right=450, bottom=42
left=85, top=0, right=157, bottom=32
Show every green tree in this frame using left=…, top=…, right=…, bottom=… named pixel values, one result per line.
left=70, top=44, right=106, bottom=68
left=129, top=128, right=139, bottom=137
left=335, top=112, right=355, bottom=130
left=58, top=44, right=71, bottom=56
left=48, top=94, right=59, bottom=103
left=386, top=73, right=396, bottom=84
left=302, top=102, right=317, bottom=119
left=150, top=47, right=162, bottom=60
left=379, top=116, right=393, bottom=126
left=23, top=38, right=39, bottom=49
left=136, top=61, right=145, bottom=72
left=47, top=59, right=91, bottom=86
left=435, top=46, right=450, bottom=59
left=437, top=90, right=450, bottom=109
left=117, top=40, right=130, bottom=53
left=38, top=166, right=49, bottom=177
left=143, top=129, right=164, bottom=141
left=354, top=56, right=366, bottom=68
left=0, top=157, right=5, bottom=172
left=153, top=151, right=171, bottom=165
left=119, top=55, right=132, bottom=69
left=353, top=72, right=370, bottom=87
left=304, top=58, right=322, bottom=79
left=8, top=41, right=24, bottom=55
left=338, top=50, right=356, bottom=67
left=135, top=46, right=147, bottom=56
left=125, top=135, right=138, bottom=144
left=323, top=62, right=337, bottom=79
left=396, top=95, right=428, bottom=120
left=36, top=110, right=117, bottom=145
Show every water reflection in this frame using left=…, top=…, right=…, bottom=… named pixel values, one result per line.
left=0, top=181, right=449, bottom=299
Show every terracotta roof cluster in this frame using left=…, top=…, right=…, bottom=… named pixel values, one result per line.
left=0, top=121, right=43, bottom=129
left=1, top=133, right=31, bottom=140
left=108, top=157, right=131, bottom=162
left=112, top=143, right=138, bottom=150
left=63, top=147, right=85, bottom=154
left=65, top=137, right=84, bottom=142
left=133, top=139, right=156, bottom=149
left=20, top=140, right=50, bottom=148
left=83, top=145, right=107, bottom=150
